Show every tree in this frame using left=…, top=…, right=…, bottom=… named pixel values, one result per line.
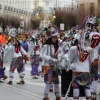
left=30, top=19, right=40, bottom=29
left=53, top=9, right=77, bottom=30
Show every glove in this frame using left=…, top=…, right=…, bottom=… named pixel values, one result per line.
left=93, top=59, right=98, bottom=67
left=52, top=58, right=57, bottom=63
left=58, top=58, right=63, bottom=62
left=49, top=58, right=57, bottom=66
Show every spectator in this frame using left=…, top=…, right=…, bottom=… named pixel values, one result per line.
left=21, top=37, right=29, bottom=63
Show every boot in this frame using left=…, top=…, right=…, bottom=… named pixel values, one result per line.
left=37, top=73, right=40, bottom=76
left=94, top=98, right=96, bottom=100
left=33, top=76, right=38, bottom=79
left=7, top=81, right=12, bottom=85
left=43, top=98, right=50, bottom=100
left=2, top=75, right=8, bottom=80
left=0, top=81, right=3, bottom=83
left=91, top=98, right=95, bottom=100
left=17, top=81, right=25, bottom=84
left=49, top=89, right=53, bottom=92
left=56, top=97, right=61, bottom=100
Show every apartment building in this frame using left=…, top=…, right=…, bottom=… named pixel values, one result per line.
left=45, top=0, right=77, bottom=14
left=0, top=0, right=34, bottom=16
left=78, top=0, right=100, bottom=15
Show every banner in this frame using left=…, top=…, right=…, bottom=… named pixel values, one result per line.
left=20, top=21, right=24, bottom=28
left=60, top=23, right=64, bottom=30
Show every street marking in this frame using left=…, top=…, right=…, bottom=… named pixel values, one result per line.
left=26, top=81, right=61, bottom=87
left=1, top=84, right=49, bottom=100
left=26, top=81, right=45, bottom=87
left=1, top=85, right=41, bottom=100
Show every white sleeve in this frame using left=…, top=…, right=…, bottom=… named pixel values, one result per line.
left=87, top=47, right=94, bottom=63
left=58, top=47, right=63, bottom=60
left=40, top=45, right=50, bottom=61
left=20, top=46, right=28, bottom=56
left=89, top=33, right=92, bottom=40
left=29, top=42, right=35, bottom=56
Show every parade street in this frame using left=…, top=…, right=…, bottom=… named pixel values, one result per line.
left=0, top=62, right=99, bottom=100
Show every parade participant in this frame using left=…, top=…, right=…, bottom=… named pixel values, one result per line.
left=86, top=16, right=100, bottom=100
left=40, top=25, right=61, bottom=100
left=74, top=30, right=80, bottom=40
left=39, top=35, right=54, bottom=92
left=29, top=30, right=40, bottom=79
left=64, top=37, right=94, bottom=100
left=4, top=31, right=28, bottom=85
left=0, top=41, right=6, bottom=83
left=98, top=48, right=100, bottom=79
left=57, top=37, right=70, bottom=71
left=0, top=33, right=9, bottom=81
left=98, top=48, right=100, bottom=95
left=21, top=36, right=29, bottom=64
left=0, top=33, right=6, bottom=47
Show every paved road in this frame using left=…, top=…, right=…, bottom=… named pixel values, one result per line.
left=0, top=62, right=100, bottom=100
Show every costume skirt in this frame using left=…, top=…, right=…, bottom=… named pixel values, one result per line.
left=10, top=57, right=23, bottom=73
left=44, top=66, right=59, bottom=84
left=90, top=65, right=98, bottom=81
left=30, top=55, right=39, bottom=66
left=72, top=72, right=91, bottom=88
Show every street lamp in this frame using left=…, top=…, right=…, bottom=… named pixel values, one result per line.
left=36, top=13, right=39, bottom=16
left=53, top=15, right=56, bottom=18
left=43, top=20, right=46, bottom=23
left=20, top=16, right=23, bottom=19
left=48, top=20, right=50, bottom=23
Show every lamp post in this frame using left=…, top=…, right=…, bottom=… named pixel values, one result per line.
left=75, top=0, right=78, bottom=13
left=56, top=0, right=58, bottom=8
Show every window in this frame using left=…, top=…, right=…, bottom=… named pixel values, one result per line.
left=0, top=4, right=2, bottom=9
left=17, top=9, right=19, bottom=13
left=49, top=7, right=53, bottom=12
left=71, top=7, right=74, bottom=12
left=80, top=4, right=85, bottom=15
left=20, top=10, right=24, bottom=14
left=63, top=7, right=66, bottom=10
left=46, top=1, right=49, bottom=6
left=8, top=6, right=10, bottom=11
left=19, top=9, right=21, bottom=13
left=14, top=8, right=16, bottom=12
left=90, top=3, right=95, bottom=14
left=4, top=5, right=7, bottom=10
left=11, top=7, right=13, bottom=11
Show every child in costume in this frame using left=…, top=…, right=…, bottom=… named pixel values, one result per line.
left=4, top=30, right=28, bottom=85
left=40, top=25, right=61, bottom=100
left=0, top=42, right=6, bottom=83
left=29, top=30, right=40, bottom=79
left=21, top=36, right=29, bottom=64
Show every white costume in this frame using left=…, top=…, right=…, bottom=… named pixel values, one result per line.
left=65, top=45, right=94, bottom=100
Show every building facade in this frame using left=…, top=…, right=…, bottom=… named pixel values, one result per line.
left=45, top=0, right=77, bottom=13
left=0, top=0, right=78, bottom=29
left=0, top=0, right=36, bottom=29
left=78, top=0, right=100, bottom=15
left=0, top=0, right=34, bottom=17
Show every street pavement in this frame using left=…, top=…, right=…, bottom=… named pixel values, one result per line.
left=0, top=62, right=100, bottom=100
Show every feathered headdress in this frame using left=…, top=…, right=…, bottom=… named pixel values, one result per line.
left=44, top=24, right=59, bottom=38
left=32, top=30, right=40, bottom=39
left=85, top=16, right=97, bottom=26
left=8, top=28, right=17, bottom=38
